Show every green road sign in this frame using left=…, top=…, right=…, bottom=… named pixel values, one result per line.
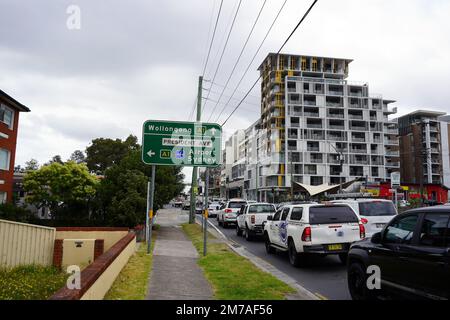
left=142, top=120, right=222, bottom=167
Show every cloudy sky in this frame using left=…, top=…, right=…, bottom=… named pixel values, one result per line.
left=1, top=0, right=449, bottom=182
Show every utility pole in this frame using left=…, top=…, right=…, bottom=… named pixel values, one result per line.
left=190, top=76, right=203, bottom=224
left=148, top=165, right=156, bottom=254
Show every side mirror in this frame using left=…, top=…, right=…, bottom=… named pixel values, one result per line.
left=371, top=232, right=382, bottom=244
left=267, top=215, right=273, bottom=221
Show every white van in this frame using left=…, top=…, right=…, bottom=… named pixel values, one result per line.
left=330, top=199, right=398, bottom=237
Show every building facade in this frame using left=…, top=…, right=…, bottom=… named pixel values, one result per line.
left=0, top=90, right=30, bottom=203
left=251, top=53, right=400, bottom=201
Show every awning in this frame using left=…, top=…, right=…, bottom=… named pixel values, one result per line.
left=293, top=178, right=364, bottom=197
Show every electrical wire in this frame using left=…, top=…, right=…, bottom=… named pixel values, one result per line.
left=206, top=0, right=268, bottom=122
left=201, top=0, right=225, bottom=77
left=220, top=0, right=319, bottom=126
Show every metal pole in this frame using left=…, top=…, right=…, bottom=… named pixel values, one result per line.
left=145, top=180, right=150, bottom=244
left=148, top=165, right=156, bottom=254
left=203, top=169, right=209, bottom=256
left=190, top=76, right=203, bottom=224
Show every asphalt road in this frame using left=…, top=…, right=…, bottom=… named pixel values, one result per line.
left=207, top=216, right=351, bottom=300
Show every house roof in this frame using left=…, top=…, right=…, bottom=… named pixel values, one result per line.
left=0, top=89, right=31, bottom=112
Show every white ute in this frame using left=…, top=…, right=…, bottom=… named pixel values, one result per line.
left=236, top=203, right=276, bottom=241
left=217, top=199, right=247, bottom=228
left=264, top=203, right=365, bottom=267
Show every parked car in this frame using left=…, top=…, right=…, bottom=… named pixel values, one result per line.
left=331, top=199, right=398, bottom=237
left=182, top=199, right=191, bottom=210
left=264, top=203, right=365, bottom=267
left=217, top=199, right=247, bottom=228
left=347, top=206, right=450, bottom=300
left=207, top=202, right=221, bottom=218
left=236, top=203, right=276, bottom=241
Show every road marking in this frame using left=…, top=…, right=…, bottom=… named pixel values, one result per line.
left=315, top=293, right=329, bottom=300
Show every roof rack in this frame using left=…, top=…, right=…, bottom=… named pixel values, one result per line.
left=326, top=193, right=374, bottom=200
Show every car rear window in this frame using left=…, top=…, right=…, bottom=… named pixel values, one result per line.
left=228, top=202, right=246, bottom=209
left=309, top=206, right=359, bottom=224
left=248, top=205, right=275, bottom=214
left=358, top=202, right=396, bottom=216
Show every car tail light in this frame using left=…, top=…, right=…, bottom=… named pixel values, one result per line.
left=359, top=224, right=366, bottom=239
left=301, top=227, right=311, bottom=242
left=361, top=218, right=368, bottom=224
left=224, top=209, right=232, bottom=213
left=251, top=215, right=255, bottom=224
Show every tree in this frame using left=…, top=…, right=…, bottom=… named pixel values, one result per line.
left=94, top=147, right=184, bottom=227
left=69, top=150, right=86, bottom=164
left=85, top=135, right=139, bottom=174
left=47, top=155, right=64, bottom=165
left=23, top=161, right=99, bottom=219
left=25, top=159, right=39, bottom=171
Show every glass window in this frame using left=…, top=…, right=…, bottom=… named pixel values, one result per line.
left=420, top=214, right=450, bottom=248
left=358, top=201, right=397, bottom=216
left=272, top=209, right=282, bottom=221
left=281, top=207, right=290, bottom=221
left=0, top=192, right=6, bottom=204
left=248, top=204, right=276, bottom=214
left=290, top=208, right=303, bottom=221
left=384, top=214, right=418, bottom=245
left=0, top=104, right=13, bottom=128
left=228, top=202, right=246, bottom=209
left=0, top=149, right=10, bottom=170
left=309, top=206, right=359, bottom=224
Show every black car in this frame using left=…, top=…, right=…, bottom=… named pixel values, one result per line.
left=347, top=206, right=450, bottom=300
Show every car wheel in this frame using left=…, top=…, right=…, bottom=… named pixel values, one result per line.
left=236, top=225, right=242, bottom=236
left=339, top=253, right=348, bottom=265
left=218, top=218, right=222, bottom=226
left=245, top=227, right=253, bottom=241
left=348, top=262, right=375, bottom=301
left=265, top=234, right=275, bottom=254
left=223, top=221, right=228, bottom=228
left=288, top=240, right=305, bottom=268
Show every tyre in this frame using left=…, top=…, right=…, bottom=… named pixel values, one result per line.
left=265, top=233, right=275, bottom=254
left=288, top=240, right=306, bottom=268
left=223, top=221, right=228, bottom=228
left=348, top=262, right=374, bottom=300
left=244, top=227, right=253, bottom=241
left=339, top=253, right=348, bottom=265
left=236, top=225, right=242, bottom=236
left=218, top=218, right=223, bottom=227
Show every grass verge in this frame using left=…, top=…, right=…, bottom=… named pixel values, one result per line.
left=0, top=265, right=68, bottom=300
left=182, top=223, right=295, bottom=300
left=104, top=239, right=155, bottom=300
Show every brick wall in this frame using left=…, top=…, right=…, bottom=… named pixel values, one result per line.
left=94, top=239, right=104, bottom=260
left=53, top=239, right=63, bottom=269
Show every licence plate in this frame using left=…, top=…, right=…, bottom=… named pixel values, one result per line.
left=376, top=223, right=386, bottom=228
left=328, top=244, right=343, bottom=251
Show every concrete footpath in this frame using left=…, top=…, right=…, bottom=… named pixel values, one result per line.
left=146, top=209, right=214, bottom=300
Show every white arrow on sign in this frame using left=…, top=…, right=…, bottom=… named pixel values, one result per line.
left=211, top=128, right=217, bottom=136
left=147, top=150, right=156, bottom=157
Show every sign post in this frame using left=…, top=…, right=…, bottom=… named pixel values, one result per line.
left=141, top=119, right=222, bottom=256
left=203, top=169, right=209, bottom=256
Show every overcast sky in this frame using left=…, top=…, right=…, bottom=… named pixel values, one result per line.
left=1, top=0, right=449, bottom=182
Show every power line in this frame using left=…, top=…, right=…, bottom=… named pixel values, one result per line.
left=201, top=0, right=225, bottom=77
left=214, top=0, right=289, bottom=123
left=206, top=0, right=268, bottom=122
left=188, top=96, right=198, bottom=121
left=202, top=0, right=243, bottom=117
left=220, top=0, right=319, bottom=126
left=203, top=80, right=260, bottom=100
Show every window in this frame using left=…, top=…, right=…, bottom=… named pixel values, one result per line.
left=228, top=202, right=246, bottom=209
left=248, top=204, right=275, bottom=214
left=358, top=202, right=397, bottom=217
left=384, top=214, right=418, bottom=245
left=290, top=208, right=303, bottom=221
left=309, top=206, right=359, bottom=224
left=281, top=207, right=290, bottom=221
left=420, top=214, right=450, bottom=247
left=0, top=192, right=6, bottom=204
left=0, top=104, right=14, bottom=128
left=272, top=209, right=282, bottom=221
left=0, top=149, right=10, bottom=170
left=239, top=206, right=247, bottom=215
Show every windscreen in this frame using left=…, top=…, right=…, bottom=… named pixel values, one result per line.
left=248, top=205, right=276, bottom=214
left=358, top=202, right=396, bottom=216
left=228, top=202, right=246, bottom=209
left=309, top=206, right=359, bottom=224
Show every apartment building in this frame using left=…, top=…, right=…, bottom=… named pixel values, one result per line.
left=0, top=89, right=30, bottom=203
left=220, top=130, right=246, bottom=199
left=247, top=53, right=399, bottom=201
left=398, top=110, right=450, bottom=202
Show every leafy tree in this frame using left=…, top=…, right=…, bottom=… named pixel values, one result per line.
left=23, top=161, right=99, bottom=219
left=85, top=135, right=139, bottom=174
left=0, top=203, right=34, bottom=223
left=47, top=155, right=64, bottom=165
left=25, top=159, right=39, bottom=171
left=69, top=150, right=86, bottom=164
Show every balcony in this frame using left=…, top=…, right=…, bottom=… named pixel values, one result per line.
left=307, top=124, right=323, bottom=129
left=326, top=102, right=343, bottom=108
left=327, top=113, right=345, bottom=119
left=351, top=137, right=366, bottom=143
left=304, top=112, right=320, bottom=117
left=304, top=100, right=316, bottom=106
left=350, top=149, right=367, bottom=154
left=385, top=162, right=400, bottom=168
left=385, top=151, right=400, bottom=157
left=348, top=114, right=364, bottom=120
left=328, top=125, right=345, bottom=130
left=385, top=139, right=399, bottom=146
left=384, top=127, right=398, bottom=134
left=350, top=126, right=368, bottom=131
